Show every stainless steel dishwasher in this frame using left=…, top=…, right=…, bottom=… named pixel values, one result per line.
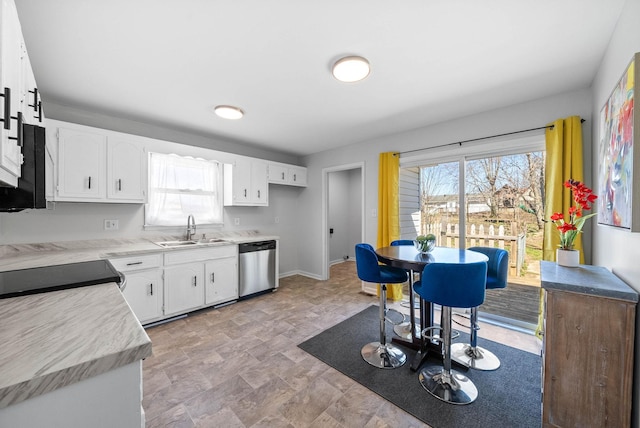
left=238, top=240, right=277, bottom=298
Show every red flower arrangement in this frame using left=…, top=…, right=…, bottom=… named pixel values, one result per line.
left=550, top=179, right=598, bottom=250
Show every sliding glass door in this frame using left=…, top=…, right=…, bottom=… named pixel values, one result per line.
left=400, top=142, right=545, bottom=330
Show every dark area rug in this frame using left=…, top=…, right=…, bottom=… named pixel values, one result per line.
left=298, top=305, right=541, bottom=428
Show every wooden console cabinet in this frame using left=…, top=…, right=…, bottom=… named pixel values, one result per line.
left=541, top=261, right=637, bottom=428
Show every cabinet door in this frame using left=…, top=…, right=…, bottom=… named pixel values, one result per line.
left=288, top=166, right=307, bottom=187
left=250, top=160, right=268, bottom=205
left=205, top=256, right=238, bottom=306
left=268, top=163, right=287, bottom=184
left=164, top=263, right=205, bottom=316
left=21, top=50, right=43, bottom=126
left=0, top=0, right=24, bottom=184
left=57, top=128, right=106, bottom=199
left=107, top=137, right=145, bottom=201
left=122, top=269, right=163, bottom=324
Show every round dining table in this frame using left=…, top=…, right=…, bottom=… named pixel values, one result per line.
left=375, top=245, right=489, bottom=371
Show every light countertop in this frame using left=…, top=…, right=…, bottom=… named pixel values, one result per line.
left=540, top=261, right=638, bottom=303
left=0, top=283, right=152, bottom=408
left=0, top=232, right=279, bottom=272
left=0, top=231, right=277, bottom=408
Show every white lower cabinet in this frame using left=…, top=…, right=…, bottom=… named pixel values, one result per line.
left=123, top=270, right=163, bottom=324
left=111, top=245, right=239, bottom=324
left=205, top=256, right=238, bottom=306
left=164, top=262, right=205, bottom=316
left=109, top=254, right=163, bottom=325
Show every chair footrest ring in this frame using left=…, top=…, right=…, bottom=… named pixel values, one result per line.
left=421, top=326, right=460, bottom=342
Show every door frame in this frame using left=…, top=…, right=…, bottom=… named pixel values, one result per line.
left=321, top=162, right=365, bottom=280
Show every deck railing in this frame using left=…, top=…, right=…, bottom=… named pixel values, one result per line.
left=420, top=222, right=526, bottom=276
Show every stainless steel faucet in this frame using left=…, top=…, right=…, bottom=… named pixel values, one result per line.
left=186, top=215, right=196, bottom=240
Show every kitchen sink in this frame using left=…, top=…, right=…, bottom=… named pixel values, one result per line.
left=155, top=238, right=229, bottom=248
left=156, top=240, right=199, bottom=248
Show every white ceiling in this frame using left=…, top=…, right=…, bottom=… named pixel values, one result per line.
left=15, top=0, right=625, bottom=157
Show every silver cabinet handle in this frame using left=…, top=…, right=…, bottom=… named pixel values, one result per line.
left=126, top=261, right=143, bottom=266
left=244, top=189, right=247, bottom=197
left=211, top=272, right=215, bottom=283
left=193, top=276, right=197, bottom=286
left=293, top=174, right=297, bottom=181
left=257, top=190, right=261, bottom=198
left=281, top=172, right=285, bottom=180
left=118, top=178, right=122, bottom=191
left=88, top=176, right=92, bottom=189
left=149, top=283, right=153, bottom=296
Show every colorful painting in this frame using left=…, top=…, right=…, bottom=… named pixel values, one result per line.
left=598, top=53, right=640, bottom=231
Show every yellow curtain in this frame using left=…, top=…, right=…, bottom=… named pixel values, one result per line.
left=536, top=115, right=584, bottom=338
left=377, top=152, right=403, bottom=301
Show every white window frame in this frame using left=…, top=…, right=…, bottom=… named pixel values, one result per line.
left=144, top=152, right=224, bottom=228
left=399, top=133, right=545, bottom=248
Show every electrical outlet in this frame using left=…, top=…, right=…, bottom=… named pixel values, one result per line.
left=234, top=217, right=240, bottom=226
left=104, top=219, right=119, bottom=230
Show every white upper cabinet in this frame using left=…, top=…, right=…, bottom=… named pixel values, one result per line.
left=0, top=0, right=25, bottom=186
left=51, top=121, right=146, bottom=203
left=21, top=50, right=45, bottom=126
left=57, top=127, right=106, bottom=200
left=224, top=157, right=268, bottom=206
left=0, top=0, right=44, bottom=187
left=107, top=137, right=146, bottom=201
left=267, top=162, right=307, bottom=187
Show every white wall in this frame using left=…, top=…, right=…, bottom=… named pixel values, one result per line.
left=328, top=171, right=350, bottom=263
left=347, top=168, right=362, bottom=258
left=300, top=87, right=593, bottom=277
left=327, top=169, right=362, bottom=264
left=591, top=0, right=640, bottom=292
left=591, top=1, right=640, bottom=425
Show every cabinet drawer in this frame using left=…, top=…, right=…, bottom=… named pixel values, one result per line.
left=163, top=245, right=237, bottom=265
left=109, top=253, right=162, bottom=272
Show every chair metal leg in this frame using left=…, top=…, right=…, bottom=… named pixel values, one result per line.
left=418, top=306, right=478, bottom=404
left=394, top=270, right=420, bottom=340
left=451, top=306, right=501, bottom=371
left=361, top=283, right=407, bottom=369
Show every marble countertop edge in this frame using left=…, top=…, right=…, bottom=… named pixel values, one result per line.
left=0, top=342, right=152, bottom=409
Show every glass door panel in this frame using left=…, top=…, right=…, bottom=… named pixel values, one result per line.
left=464, top=152, right=544, bottom=328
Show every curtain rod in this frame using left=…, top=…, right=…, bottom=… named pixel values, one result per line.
left=396, top=118, right=586, bottom=156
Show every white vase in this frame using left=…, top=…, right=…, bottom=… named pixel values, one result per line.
left=556, top=249, right=580, bottom=267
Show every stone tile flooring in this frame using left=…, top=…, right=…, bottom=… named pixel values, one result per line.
left=142, top=261, right=542, bottom=427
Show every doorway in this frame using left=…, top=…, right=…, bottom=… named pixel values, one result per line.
left=322, top=163, right=365, bottom=280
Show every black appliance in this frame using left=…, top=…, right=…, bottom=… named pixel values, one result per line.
left=0, top=123, right=46, bottom=212
left=0, top=260, right=125, bottom=300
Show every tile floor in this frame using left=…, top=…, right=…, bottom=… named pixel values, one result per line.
left=142, top=261, right=542, bottom=427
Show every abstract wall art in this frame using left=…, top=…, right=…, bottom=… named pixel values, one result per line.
left=598, top=52, right=640, bottom=232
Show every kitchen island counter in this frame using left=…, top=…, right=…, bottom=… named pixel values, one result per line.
left=0, top=282, right=152, bottom=409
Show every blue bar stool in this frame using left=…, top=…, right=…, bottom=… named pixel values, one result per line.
left=355, top=243, right=409, bottom=369
left=451, top=247, right=508, bottom=371
left=414, top=261, right=487, bottom=404
left=390, top=239, right=417, bottom=340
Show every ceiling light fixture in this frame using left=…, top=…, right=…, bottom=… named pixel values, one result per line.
left=214, top=105, right=244, bottom=120
left=332, top=56, right=370, bottom=83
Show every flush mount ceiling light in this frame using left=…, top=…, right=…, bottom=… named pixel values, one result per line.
left=332, top=56, right=370, bottom=83
left=214, top=105, right=244, bottom=120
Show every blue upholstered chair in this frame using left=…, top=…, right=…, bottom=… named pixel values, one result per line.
left=451, top=247, right=508, bottom=371
left=390, top=239, right=417, bottom=339
left=391, top=239, right=414, bottom=246
left=413, top=261, right=487, bottom=404
left=355, top=243, right=409, bottom=369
